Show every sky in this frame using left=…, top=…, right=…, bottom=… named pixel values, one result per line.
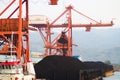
left=0, top=0, right=120, bottom=27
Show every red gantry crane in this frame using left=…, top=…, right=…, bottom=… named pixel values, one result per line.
left=0, top=0, right=58, bottom=80
left=0, top=0, right=57, bottom=64
left=0, top=0, right=30, bottom=64
left=29, top=5, right=113, bottom=57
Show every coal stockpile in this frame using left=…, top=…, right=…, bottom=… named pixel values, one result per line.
left=83, top=61, right=113, bottom=76
left=34, top=56, right=113, bottom=80
left=34, top=55, right=85, bottom=80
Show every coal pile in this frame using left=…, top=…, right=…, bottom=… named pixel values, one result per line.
left=83, top=61, right=113, bottom=76
left=34, top=56, right=113, bottom=80
left=34, top=55, right=85, bottom=80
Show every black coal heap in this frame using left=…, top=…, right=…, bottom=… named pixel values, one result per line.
left=83, top=61, right=113, bottom=76
left=34, top=56, right=85, bottom=80
left=34, top=55, right=113, bottom=80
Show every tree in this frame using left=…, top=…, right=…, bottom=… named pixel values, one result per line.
left=104, top=60, right=111, bottom=65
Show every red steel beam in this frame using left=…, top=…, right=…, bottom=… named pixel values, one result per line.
left=25, top=0, right=30, bottom=62
left=0, top=0, right=16, bottom=16
left=17, top=0, right=22, bottom=60
left=72, top=8, right=100, bottom=24
left=8, top=0, right=26, bottom=18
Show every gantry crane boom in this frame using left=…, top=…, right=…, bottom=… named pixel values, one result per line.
left=50, top=23, right=113, bottom=28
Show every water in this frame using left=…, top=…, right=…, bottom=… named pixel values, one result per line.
left=103, top=72, right=120, bottom=80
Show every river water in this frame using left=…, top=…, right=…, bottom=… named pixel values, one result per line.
left=103, top=72, right=120, bottom=80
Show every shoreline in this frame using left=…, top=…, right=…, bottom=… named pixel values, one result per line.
left=103, top=71, right=120, bottom=80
